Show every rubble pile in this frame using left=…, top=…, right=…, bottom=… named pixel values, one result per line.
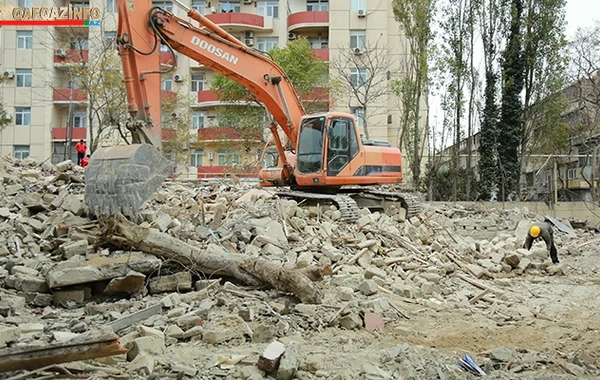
left=0, top=156, right=597, bottom=380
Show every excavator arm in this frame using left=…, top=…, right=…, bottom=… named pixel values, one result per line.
left=85, top=0, right=307, bottom=220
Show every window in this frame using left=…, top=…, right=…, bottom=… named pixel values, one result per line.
left=256, top=37, right=278, bottom=52
left=70, top=36, right=89, bottom=50
left=190, top=148, right=203, bottom=167
left=567, top=167, right=577, bottom=180
left=17, top=31, right=33, bottom=50
left=18, top=0, right=32, bottom=7
left=191, top=0, right=204, bottom=13
left=190, top=72, right=205, bottom=92
left=350, top=30, right=366, bottom=50
left=329, top=119, right=349, bottom=151
left=16, top=69, right=32, bottom=87
left=107, top=0, right=116, bottom=12
left=257, top=1, right=279, bottom=18
left=15, top=107, right=31, bottom=126
left=307, top=37, right=328, bottom=49
left=71, top=1, right=89, bottom=8
left=219, top=1, right=240, bottom=13
left=14, top=146, right=30, bottom=160
left=217, top=150, right=240, bottom=166
left=160, top=44, right=170, bottom=52
left=349, top=68, right=367, bottom=87
left=72, top=111, right=87, bottom=128
left=350, top=0, right=366, bottom=10
left=152, top=1, right=173, bottom=12
left=70, top=76, right=84, bottom=89
left=161, top=76, right=173, bottom=91
left=307, top=0, right=328, bottom=11
left=192, top=111, right=205, bottom=129
left=351, top=107, right=365, bottom=128
left=104, top=31, right=117, bottom=49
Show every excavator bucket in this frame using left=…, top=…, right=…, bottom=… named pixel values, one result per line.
left=84, top=144, right=174, bottom=222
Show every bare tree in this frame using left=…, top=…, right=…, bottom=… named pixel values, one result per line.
left=330, top=41, right=394, bottom=140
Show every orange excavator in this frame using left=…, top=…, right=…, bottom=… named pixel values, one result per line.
left=84, top=0, right=421, bottom=222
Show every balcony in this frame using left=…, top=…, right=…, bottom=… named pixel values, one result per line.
left=313, top=49, right=329, bottom=61
left=288, top=11, right=329, bottom=33
left=204, top=12, right=273, bottom=32
left=302, top=87, right=329, bottom=103
left=53, top=89, right=87, bottom=103
left=197, top=126, right=263, bottom=142
left=161, top=51, right=175, bottom=66
left=52, top=127, right=87, bottom=140
left=54, top=49, right=88, bottom=64
left=196, top=90, right=219, bottom=106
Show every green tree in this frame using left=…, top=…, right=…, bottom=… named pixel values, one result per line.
left=497, top=0, right=525, bottom=200
left=476, top=0, right=506, bottom=200
left=437, top=0, right=470, bottom=201
left=520, top=0, right=568, bottom=193
left=392, top=0, right=435, bottom=189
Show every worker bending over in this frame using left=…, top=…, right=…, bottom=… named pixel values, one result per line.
left=523, top=222, right=559, bottom=264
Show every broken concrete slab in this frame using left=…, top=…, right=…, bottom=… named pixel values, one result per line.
left=46, top=253, right=161, bottom=289
left=148, top=271, right=193, bottom=294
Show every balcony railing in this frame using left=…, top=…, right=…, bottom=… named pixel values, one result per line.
left=288, top=11, right=329, bottom=32
left=53, top=89, right=87, bottom=102
left=161, top=51, right=175, bottom=65
left=204, top=12, right=269, bottom=30
left=51, top=127, right=87, bottom=140
left=313, top=49, right=329, bottom=61
left=54, top=49, right=89, bottom=64
left=197, top=126, right=263, bottom=142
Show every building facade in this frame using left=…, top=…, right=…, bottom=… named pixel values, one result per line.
left=0, top=0, right=425, bottom=180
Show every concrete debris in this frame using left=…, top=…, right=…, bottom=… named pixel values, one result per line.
left=0, top=156, right=597, bottom=379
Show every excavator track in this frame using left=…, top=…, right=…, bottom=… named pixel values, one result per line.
left=275, top=190, right=361, bottom=222
left=275, top=188, right=423, bottom=223
left=350, top=189, right=424, bottom=219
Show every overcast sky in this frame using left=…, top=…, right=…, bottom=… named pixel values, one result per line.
left=565, top=0, right=599, bottom=39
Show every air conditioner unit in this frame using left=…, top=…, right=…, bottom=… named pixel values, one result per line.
left=357, top=9, right=366, bottom=17
left=56, top=48, right=67, bottom=57
left=207, top=151, right=214, bottom=160
left=353, top=47, right=364, bottom=55
left=288, top=32, right=297, bottom=40
left=244, top=31, right=254, bottom=39
left=243, top=0, right=252, bottom=4
left=174, top=74, right=183, bottom=82
left=244, top=38, right=254, bottom=46
left=3, top=71, right=14, bottom=79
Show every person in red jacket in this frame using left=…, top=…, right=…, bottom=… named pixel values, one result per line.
left=81, top=154, right=90, bottom=168
left=75, top=139, right=87, bottom=166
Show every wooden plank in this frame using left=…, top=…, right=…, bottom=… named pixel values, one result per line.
left=0, top=332, right=126, bottom=373
left=469, top=288, right=491, bottom=304
left=108, top=303, right=162, bottom=333
left=455, top=273, right=502, bottom=295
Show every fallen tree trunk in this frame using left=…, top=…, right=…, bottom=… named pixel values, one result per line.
left=101, top=216, right=323, bottom=304
left=0, top=331, right=126, bottom=373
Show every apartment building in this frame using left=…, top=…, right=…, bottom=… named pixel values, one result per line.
left=0, top=0, right=424, bottom=180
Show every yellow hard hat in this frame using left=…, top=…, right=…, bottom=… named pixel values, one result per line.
left=530, top=225, right=541, bottom=238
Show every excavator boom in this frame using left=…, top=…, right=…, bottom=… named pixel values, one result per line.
left=85, top=0, right=307, bottom=220
left=84, top=0, right=419, bottom=222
